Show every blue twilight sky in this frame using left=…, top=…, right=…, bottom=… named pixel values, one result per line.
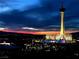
left=0, top=0, right=79, bottom=31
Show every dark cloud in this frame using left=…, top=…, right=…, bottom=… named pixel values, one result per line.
left=0, top=0, right=79, bottom=31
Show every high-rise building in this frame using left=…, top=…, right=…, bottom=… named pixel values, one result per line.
left=45, top=3, right=75, bottom=43
left=60, top=4, right=65, bottom=39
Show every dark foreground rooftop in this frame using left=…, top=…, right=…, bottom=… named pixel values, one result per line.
left=0, top=43, right=79, bottom=59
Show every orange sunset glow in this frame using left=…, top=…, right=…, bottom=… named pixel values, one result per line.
left=0, top=29, right=79, bottom=35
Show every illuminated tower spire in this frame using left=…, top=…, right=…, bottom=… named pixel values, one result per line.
left=60, top=2, right=65, bottom=39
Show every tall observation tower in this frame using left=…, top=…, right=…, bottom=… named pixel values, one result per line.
left=58, top=3, right=74, bottom=43
left=60, top=3, right=65, bottom=39
left=45, top=1, right=75, bottom=43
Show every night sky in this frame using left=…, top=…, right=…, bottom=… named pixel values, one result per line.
left=0, top=0, right=79, bottom=31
